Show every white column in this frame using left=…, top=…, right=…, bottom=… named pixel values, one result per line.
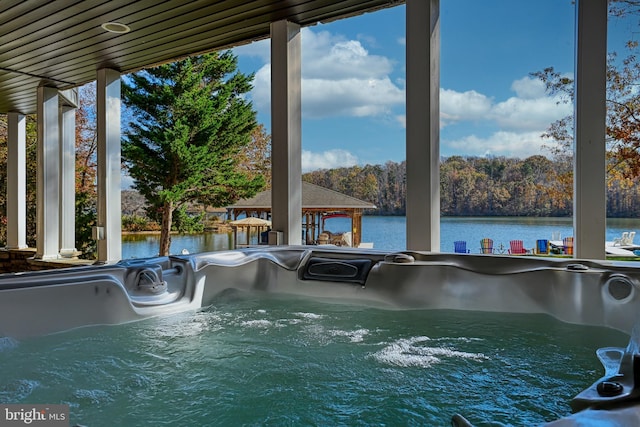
left=574, top=0, right=607, bottom=259
left=406, top=0, right=440, bottom=252
left=36, top=86, right=61, bottom=259
left=270, top=20, right=302, bottom=245
left=59, top=105, right=77, bottom=257
left=96, top=68, right=122, bottom=263
left=6, top=112, right=27, bottom=249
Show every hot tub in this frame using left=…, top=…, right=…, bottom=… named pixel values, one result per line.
left=1, top=247, right=640, bottom=425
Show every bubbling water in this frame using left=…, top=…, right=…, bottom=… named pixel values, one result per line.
left=0, top=290, right=628, bottom=426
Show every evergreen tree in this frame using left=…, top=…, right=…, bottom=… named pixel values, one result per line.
left=122, top=52, right=265, bottom=256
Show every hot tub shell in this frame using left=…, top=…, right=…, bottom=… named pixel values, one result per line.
left=1, top=246, right=640, bottom=426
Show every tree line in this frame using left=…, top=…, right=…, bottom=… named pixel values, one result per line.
left=303, top=154, right=640, bottom=217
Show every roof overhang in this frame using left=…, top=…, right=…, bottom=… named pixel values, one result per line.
left=0, top=0, right=403, bottom=114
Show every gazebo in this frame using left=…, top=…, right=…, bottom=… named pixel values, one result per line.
left=228, top=217, right=272, bottom=248
left=227, top=182, right=376, bottom=247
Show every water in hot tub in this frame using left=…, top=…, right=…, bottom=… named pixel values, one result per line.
left=0, top=291, right=629, bottom=426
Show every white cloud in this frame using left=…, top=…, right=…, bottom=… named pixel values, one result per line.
left=441, top=78, right=568, bottom=157
left=302, top=149, right=359, bottom=172
left=249, top=65, right=271, bottom=111
left=441, top=89, right=493, bottom=125
left=441, top=80, right=571, bottom=132
left=490, top=95, right=571, bottom=131
left=302, top=29, right=394, bottom=79
left=243, top=27, right=404, bottom=119
left=303, top=76, right=403, bottom=118
left=445, top=131, right=552, bottom=158
left=510, top=76, right=547, bottom=99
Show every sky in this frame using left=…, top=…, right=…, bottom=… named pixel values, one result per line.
left=232, top=0, right=638, bottom=173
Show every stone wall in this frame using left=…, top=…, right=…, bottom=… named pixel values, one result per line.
left=0, top=249, right=92, bottom=274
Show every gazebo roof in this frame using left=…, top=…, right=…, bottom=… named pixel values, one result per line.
left=229, top=182, right=376, bottom=210
left=229, top=217, right=272, bottom=227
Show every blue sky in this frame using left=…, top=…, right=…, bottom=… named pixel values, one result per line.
left=232, top=0, right=637, bottom=172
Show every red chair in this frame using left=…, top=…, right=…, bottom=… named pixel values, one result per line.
left=508, top=240, right=527, bottom=255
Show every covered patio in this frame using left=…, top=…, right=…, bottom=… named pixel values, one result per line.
left=0, top=0, right=609, bottom=264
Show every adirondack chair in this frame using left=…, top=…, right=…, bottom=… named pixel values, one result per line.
left=535, top=239, right=549, bottom=255
left=613, top=232, right=629, bottom=246
left=563, top=237, right=574, bottom=255
left=480, top=238, right=494, bottom=254
left=508, top=240, right=527, bottom=255
left=625, top=231, right=636, bottom=246
left=454, top=240, right=470, bottom=253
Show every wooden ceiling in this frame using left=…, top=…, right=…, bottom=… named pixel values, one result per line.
left=0, top=0, right=402, bottom=114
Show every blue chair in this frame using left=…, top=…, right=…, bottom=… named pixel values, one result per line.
left=454, top=241, right=470, bottom=253
left=536, top=239, right=549, bottom=255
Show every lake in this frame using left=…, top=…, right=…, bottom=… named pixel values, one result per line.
left=122, top=216, right=640, bottom=259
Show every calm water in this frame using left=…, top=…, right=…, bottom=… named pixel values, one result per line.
left=0, top=292, right=628, bottom=426
left=123, top=216, right=640, bottom=258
